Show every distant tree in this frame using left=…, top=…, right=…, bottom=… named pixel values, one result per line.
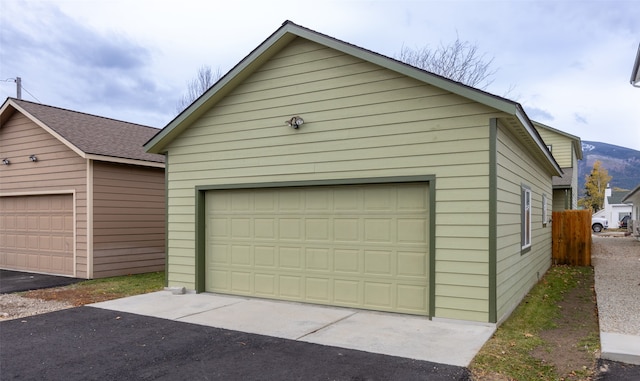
left=176, top=65, right=222, bottom=113
left=578, top=160, right=612, bottom=211
left=397, top=35, right=497, bottom=90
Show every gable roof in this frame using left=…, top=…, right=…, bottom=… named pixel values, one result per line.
left=552, top=167, right=573, bottom=188
left=532, top=121, right=583, bottom=160
left=144, top=20, right=560, bottom=175
left=622, top=184, right=640, bottom=203
left=609, top=190, right=633, bottom=205
left=1, top=98, right=164, bottom=167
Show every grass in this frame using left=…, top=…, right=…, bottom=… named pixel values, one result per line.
left=470, top=266, right=597, bottom=380
left=22, top=271, right=165, bottom=305
left=74, top=271, right=165, bottom=296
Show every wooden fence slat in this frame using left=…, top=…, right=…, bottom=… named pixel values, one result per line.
left=552, top=210, right=591, bottom=266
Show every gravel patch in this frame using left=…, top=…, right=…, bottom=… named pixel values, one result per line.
left=592, top=236, right=640, bottom=336
left=0, top=293, right=73, bottom=321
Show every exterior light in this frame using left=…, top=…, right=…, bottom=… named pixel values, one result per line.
left=285, top=116, right=304, bottom=129
left=29, top=154, right=38, bottom=162
left=2, top=158, right=9, bottom=165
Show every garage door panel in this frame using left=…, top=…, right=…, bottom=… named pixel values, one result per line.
left=364, top=219, right=392, bottom=242
left=364, top=282, right=392, bottom=308
left=255, top=273, right=276, bottom=295
left=231, top=271, right=251, bottom=292
left=205, top=183, right=429, bottom=315
left=306, top=248, right=330, bottom=271
left=398, top=251, right=427, bottom=277
left=255, top=246, right=275, bottom=266
left=398, top=285, right=427, bottom=310
left=334, top=249, right=359, bottom=273
left=254, top=219, right=275, bottom=239
left=280, top=275, right=302, bottom=297
left=364, top=250, right=393, bottom=275
left=230, top=245, right=251, bottom=265
left=279, top=247, right=302, bottom=268
left=306, top=277, right=330, bottom=302
left=0, top=194, right=74, bottom=276
left=334, top=219, right=359, bottom=241
left=398, top=219, right=427, bottom=243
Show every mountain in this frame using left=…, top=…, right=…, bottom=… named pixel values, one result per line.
left=578, top=141, right=640, bottom=195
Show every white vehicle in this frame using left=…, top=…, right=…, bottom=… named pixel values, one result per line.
left=591, top=217, right=608, bottom=233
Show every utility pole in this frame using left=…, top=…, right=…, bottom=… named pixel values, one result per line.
left=16, top=77, right=22, bottom=99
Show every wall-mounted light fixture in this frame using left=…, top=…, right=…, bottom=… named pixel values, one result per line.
left=29, top=154, right=38, bottom=162
left=285, top=116, right=304, bottom=129
left=2, top=158, right=10, bottom=165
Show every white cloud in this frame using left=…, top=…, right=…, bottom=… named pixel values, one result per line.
left=1, top=0, right=639, bottom=150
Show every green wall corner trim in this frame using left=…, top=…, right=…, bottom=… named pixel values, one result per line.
left=428, top=178, right=436, bottom=320
left=164, top=152, right=169, bottom=288
left=489, top=118, right=498, bottom=323
left=195, top=189, right=206, bottom=293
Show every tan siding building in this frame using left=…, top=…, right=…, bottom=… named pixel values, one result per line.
left=145, top=21, right=564, bottom=324
left=1, top=99, right=165, bottom=279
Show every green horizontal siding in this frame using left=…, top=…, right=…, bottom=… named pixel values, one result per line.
left=164, top=39, right=497, bottom=322
left=495, top=122, right=553, bottom=323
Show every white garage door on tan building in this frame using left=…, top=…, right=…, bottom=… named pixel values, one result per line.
left=205, top=183, right=429, bottom=315
left=0, top=194, right=74, bottom=276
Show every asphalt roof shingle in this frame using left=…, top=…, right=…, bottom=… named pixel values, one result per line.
left=7, top=98, right=164, bottom=164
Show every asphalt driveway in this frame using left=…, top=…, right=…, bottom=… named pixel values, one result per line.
left=0, top=269, right=82, bottom=294
left=0, top=307, right=471, bottom=380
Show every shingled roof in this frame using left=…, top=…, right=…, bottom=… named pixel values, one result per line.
left=1, top=98, right=164, bottom=165
left=608, top=190, right=632, bottom=205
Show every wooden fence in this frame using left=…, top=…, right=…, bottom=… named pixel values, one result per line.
left=551, top=210, right=592, bottom=266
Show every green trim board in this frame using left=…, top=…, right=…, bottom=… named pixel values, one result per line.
left=488, top=118, right=498, bottom=323
left=193, top=175, right=436, bottom=317
left=164, top=153, right=169, bottom=287
left=428, top=177, right=436, bottom=320
left=520, top=183, right=532, bottom=255
left=195, top=189, right=206, bottom=292
left=195, top=176, right=435, bottom=191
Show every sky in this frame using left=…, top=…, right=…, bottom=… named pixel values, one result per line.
left=1, top=0, right=639, bottom=151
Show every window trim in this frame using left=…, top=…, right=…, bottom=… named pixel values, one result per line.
left=542, top=193, right=548, bottom=227
left=522, top=185, right=532, bottom=253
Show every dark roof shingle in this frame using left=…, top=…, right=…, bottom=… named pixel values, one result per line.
left=8, top=98, right=164, bottom=164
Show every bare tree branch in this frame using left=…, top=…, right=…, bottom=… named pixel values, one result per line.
left=397, top=35, right=497, bottom=90
left=176, top=65, right=222, bottom=113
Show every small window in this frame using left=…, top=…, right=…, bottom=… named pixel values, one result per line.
left=522, top=185, right=532, bottom=251
left=542, top=194, right=548, bottom=227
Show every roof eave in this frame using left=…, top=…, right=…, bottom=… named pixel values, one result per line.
left=516, top=107, right=563, bottom=176
left=145, top=24, right=299, bottom=154
left=2, top=98, right=87, bottom=158
left=144, top=20, right=520, bottom=154
left=86, top=154, right=165, bottom=168
left=144, top=20, right=561, bottom=178
left=622, top=184, right=640, bottom=203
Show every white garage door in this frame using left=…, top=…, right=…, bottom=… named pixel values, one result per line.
left=205, top=183, right=429, bottom=315
left=0, top=194, right=74, bottom=276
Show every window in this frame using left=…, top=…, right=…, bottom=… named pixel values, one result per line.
left=522, top=185, right=532, bottom=251
left=542, top=194, right=548, bottom=226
